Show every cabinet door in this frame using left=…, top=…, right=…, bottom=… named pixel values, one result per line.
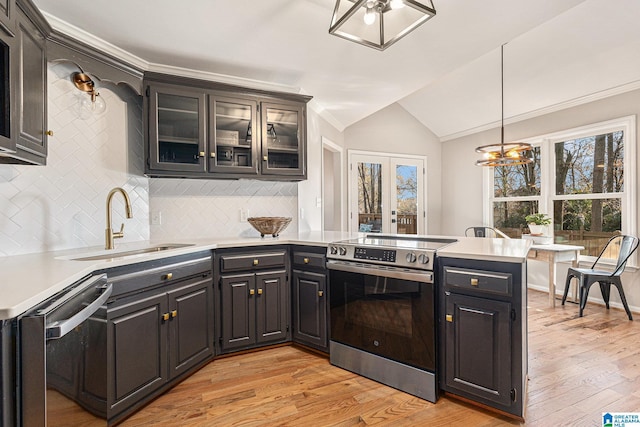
left=255, top=270, right=288, bottom=345
left=444, top=293, right=512, bottom=407
left=167, top=277, right=214, bottom=379
left=292, top=270, right=327, bottom=351
left=0, top=32, right=14, bottom=154
left=220, top=273, right=256, bottom=351
left=15, top=8, right=46, bottom=161
left=107, top=292, right=168, bottom=416
left=208, top=95, right=258, bottom=174
left=260, top=101, right=305, bottom=177
left=147, top=84, right=206, bottom=173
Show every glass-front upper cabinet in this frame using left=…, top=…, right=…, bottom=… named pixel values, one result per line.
left=148, top=85, right=206, bottom=173
left=209, top=96, right=258, bottom=174
left=260, top=101, right=305, bottom=177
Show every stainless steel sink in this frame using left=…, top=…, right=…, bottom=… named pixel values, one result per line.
left=68, top=243, right=195, bottom=261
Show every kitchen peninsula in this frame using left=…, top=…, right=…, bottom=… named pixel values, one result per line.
left=0, top=234, right=531, bottom=425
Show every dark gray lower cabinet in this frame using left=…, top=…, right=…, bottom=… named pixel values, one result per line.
left=439, top=257, right=526, bottom=419
left=219, top=270, right=288, bottom=353
left=291, top=270, right=327, bottom=351
left=216, top=248, right=290, bottom=354
left=290, top=246, right=328, bottom=352
left=107, top=276, right=213, bottom=419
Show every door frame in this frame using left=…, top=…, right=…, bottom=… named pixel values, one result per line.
left=321, top=137, right=345, bottom=232
left=348, top=149, right=428, bottom=234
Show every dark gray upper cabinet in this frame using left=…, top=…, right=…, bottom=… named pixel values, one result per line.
left=144, top=72, right=311, bottom=180
left=15, top=5, right=46, bottom=161
left=439, top=258, right=527, bottom=419
left=0, top=0, right=49, bottom=165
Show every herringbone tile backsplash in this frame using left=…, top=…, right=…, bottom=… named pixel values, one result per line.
left=0, top=64, right=150, bottom=257
left=0, top=64, right=299, bottom=257
left=150, top=179, right=298, bottom=240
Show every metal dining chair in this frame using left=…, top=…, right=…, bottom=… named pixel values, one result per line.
left=561, top=235, right=639, bottom=320
left=464, top=226, right=511, bottom=239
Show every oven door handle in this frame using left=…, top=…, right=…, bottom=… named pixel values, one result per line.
left=46, top=281, right=113, bottom=340
left=326, top=260, right=433, bottom=283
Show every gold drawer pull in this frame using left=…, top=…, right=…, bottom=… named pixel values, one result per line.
left=303, top=257, right=310, bottom=264
left=470, top=278, right=479, bottom=286
left=249, top=289, right=255, bottom=296
left=318, top=290, right=324, bottom=297
left=253, top=259, right=259, bottom=266
left=162, top=313, right=170, bottom=321
left=163, top=273, right=173, bottom=280
left=171, top=310, right=178, bottom=318
left=45, top=130, right=54, bottom=136
left=446, top=314, right=453, bottom=322
left=257, top=288, right=263, bottom=295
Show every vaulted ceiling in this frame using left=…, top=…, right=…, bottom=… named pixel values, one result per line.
left=33, top=0, right=640, bottom=140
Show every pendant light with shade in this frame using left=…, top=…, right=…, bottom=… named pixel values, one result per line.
left=475, top=44, right=532, bottom=167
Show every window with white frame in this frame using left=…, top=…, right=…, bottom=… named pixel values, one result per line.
left=486, top=116, right=637, bottom=261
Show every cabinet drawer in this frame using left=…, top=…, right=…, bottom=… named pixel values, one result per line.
left=220, top=251, right=286, bottom=273
left=443, top=267, right=512, bottom=297
left=292, top=251, right=326, bottom=269
left=106, top=253, right=213, bottom=298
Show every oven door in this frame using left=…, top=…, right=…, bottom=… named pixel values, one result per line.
left=20, top=274, right=112, bottom=426
left=327, top=261, right=436, bottom=372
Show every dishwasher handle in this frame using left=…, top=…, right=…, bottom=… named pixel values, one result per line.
left=45, top=282, right=113, bottom=340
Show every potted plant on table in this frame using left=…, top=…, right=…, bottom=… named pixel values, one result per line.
left=525, top=213, right=551, bottom=236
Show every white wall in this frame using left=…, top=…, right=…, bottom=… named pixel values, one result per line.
left=343, top=103, right=443, bottom=234
left=0, top=64, right=149, bottom=257
left=442, top=88, right=640, bottom=312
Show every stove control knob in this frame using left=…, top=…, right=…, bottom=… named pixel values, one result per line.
left=330, top=246, right=338, bottom=255
left=418, top=254, right=430, bottom=265
left=406, top=252, right=417, bottom=263
left=339, top=247, right=347, bottom=256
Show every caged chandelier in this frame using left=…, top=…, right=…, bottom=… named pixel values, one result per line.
left=329, top=0, right=436, bottom=51
left=475, top=44, right=532, bottom=167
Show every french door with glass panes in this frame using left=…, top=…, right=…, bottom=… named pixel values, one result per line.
left=349, top=152, right=426, bottom=235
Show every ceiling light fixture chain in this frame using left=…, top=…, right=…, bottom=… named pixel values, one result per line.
left=475, top=43, right=533, bottom=167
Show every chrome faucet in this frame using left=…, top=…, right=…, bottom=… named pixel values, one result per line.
left=105, top=187, right=133, bottom=250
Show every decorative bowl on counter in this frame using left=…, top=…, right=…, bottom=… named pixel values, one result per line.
left=247, top=217, right=292, bottom=238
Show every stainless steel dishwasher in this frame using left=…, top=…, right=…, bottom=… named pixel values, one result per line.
left=20, top=273, right=112, bottom=426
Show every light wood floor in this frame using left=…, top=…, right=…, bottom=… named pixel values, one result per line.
left=121, top=289, right=640, bottom=426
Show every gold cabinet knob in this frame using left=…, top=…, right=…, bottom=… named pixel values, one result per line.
left=470, top=278, right=479, bottom=286
left=318, top=290, right=324, bottom=297
left=163, top=273, right=173, bottom=280
left=171, top=310, right=178, bottom=318
left=257, top=288, right=263, bottom=295
left=162, top=313, right=170, bottom=321
left=249, top=289, right=255, bottom=296
left=263, top=155, right=268, bottom=161
left=199, top=151, right=206, bottom=157
left=446, top=314, right=453, bottom=322
left=303, top=257, right=310, bottom=264
left=253, top=259, right=259, bottom=266
left=210, top=152, right=216, bottom=158
left=45, top=130, right=54, bottom=136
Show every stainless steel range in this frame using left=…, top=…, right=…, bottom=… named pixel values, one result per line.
left=326, top=234, right=457, bottom=403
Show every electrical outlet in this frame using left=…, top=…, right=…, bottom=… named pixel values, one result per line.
left=151, top=210, right=162, bottom=225
left=316, top=197, right=322, bottom=208
left=240, top=209, right=249, bottom=222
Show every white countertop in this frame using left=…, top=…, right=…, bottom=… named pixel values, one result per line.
left=0, top=232, right=531, bottom=320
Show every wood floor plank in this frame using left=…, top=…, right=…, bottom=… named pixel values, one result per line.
left=120, top=289, right=640, bottom=426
